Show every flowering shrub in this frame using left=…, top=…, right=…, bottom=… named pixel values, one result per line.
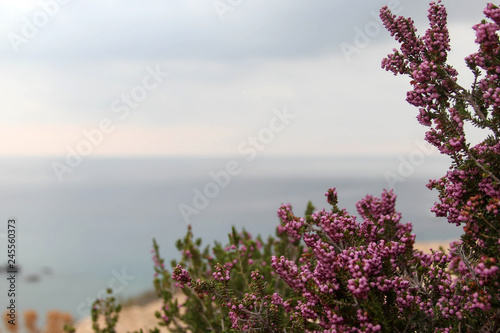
left=152, top=222, right=306, bottom=332
left=272, top=189, right=498, bottom=332
left=67, top=2, right=500, bottom=332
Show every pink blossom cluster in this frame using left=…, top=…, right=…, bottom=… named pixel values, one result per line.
left=172, top=264, right=192, bottom=288
left=381, top=1, right=458, bottom=125
left=277, top=204, right=305, bottom=240
left=272, top=188, right=499, bottom=331
left=213, top=263, right=231, bottom=282
left=466, top=3, right=500, bottom=118
left=426, top=141, right=500, bottom=254
left=272, top=190, right=415, bottom=330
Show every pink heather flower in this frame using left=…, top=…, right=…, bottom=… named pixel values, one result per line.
left=172, top=265, right=191, bottom=288
left=213, top=263, right=231, bottom=282
left=277, top=204, right=305, bottom=240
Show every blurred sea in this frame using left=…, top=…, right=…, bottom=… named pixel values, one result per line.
left=0, top=155, right=462, bottom=328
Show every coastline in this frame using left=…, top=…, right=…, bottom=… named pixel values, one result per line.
left=413, top=239, right=456, bottom=253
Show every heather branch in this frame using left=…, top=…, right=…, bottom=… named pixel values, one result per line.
left=452, top=243, right=479, bottom=285
left=442, top=70, right=489, bottom=124
left=468, top=151, right=500, bottom=183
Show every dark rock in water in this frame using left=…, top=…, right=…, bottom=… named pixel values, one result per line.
left=0, top=263, right=21, bottom=274
left=25, top=273, right=41, bottom=283
left=41, top=266, right=53, bottom=275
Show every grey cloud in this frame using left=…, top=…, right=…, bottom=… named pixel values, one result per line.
left=1, top=0, right=375, bottom=62
left=1, top=0, right=492, bottom=64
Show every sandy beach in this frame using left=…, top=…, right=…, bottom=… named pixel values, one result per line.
left=73, top=298, right=171, bottom=333
left=413, top=240, right=456, bottom=253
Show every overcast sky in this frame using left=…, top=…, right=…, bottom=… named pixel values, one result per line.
left=0, top=0, right=493, bottom=157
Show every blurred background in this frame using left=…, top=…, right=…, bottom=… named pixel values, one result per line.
left=0, top=0, right=491, bottom=330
